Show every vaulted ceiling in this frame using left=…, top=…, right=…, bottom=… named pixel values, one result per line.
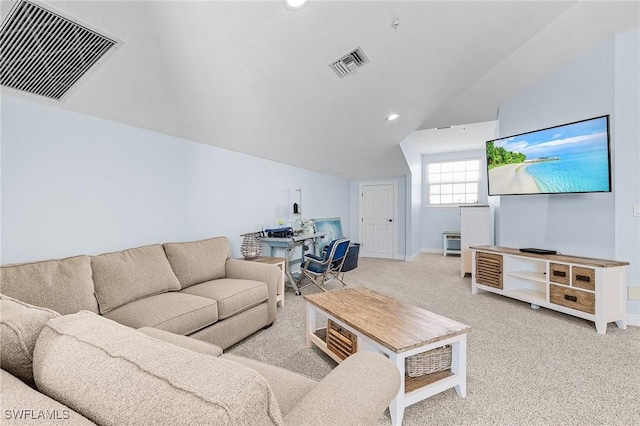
left=2, top=0, right=638, bottom=179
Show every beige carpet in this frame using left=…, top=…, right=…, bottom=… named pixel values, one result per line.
left=227, top=254, right=640, bottom=425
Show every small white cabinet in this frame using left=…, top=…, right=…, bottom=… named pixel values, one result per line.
left=471, top=246, right=629, bottom=334
left=443, top=232, right=461, bottom=256
left=460, top=206, right=490, bottom=277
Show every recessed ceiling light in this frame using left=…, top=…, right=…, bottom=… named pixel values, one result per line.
left=387, top=113, right=399, bottom=121
left=284, top=0, right=309, bottom=11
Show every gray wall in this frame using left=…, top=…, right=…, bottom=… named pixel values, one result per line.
left=1, top=97, right=351, bottom=264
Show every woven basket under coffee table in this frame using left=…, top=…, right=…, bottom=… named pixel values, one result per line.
left=405, top=345, right=452, bottom=377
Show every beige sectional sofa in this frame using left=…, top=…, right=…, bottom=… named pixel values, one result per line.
left=0, top=285, right=401, bottom=425
left=0, top=236, right=281, bottom=350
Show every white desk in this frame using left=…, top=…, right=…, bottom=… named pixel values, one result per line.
left=259, top=233, right=325, bottom=295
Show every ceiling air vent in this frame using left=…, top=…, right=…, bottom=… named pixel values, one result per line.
left=0, top=0, right=121, bottom=102
left=329, top=46, right=369, bottom=78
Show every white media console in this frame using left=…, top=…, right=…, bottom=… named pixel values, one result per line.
left=471, top=246, right=629, bottom=334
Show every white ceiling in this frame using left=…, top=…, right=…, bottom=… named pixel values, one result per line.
left=2, top=0, right=638, bottom=179
left=404, top=120, right=498, bottom=156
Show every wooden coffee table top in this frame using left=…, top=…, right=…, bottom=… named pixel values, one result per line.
left=304, top=287, right=470, bottom=353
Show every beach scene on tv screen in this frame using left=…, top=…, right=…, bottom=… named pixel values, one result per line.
left=487, top=117, right=610, bottom=195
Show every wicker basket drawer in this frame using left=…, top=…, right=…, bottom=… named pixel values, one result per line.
left=475, top=252, right=503, bottom=289
left=326, top=320, right=357, bottom=360
left=572, top=266, right=595, bottom=291
left=405, top=345, right=452, bottom=378
left=549, top=284, right=595, bottom=314
left=549, top=263, right=570, bottom=285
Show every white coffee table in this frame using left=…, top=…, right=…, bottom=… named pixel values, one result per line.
left=304, top=287, right=471, bottom=425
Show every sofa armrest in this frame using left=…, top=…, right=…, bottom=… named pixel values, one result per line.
left=284, top=351, right=401, bottom=425
left=137, top=327, right=223, bottom=357
left=225, top=259, right=281, bottom=324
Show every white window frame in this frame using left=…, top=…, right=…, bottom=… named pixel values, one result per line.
left=425, top=158, right=482, bottom=207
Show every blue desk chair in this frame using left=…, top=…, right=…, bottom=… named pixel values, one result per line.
left=297, top=238, right=351, bottom=293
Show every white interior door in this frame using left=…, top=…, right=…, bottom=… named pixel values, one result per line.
left=360, top=183, right=395, bottom=259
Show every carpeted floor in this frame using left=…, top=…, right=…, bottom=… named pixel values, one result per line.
left=227, top=254, right=640, bottom=425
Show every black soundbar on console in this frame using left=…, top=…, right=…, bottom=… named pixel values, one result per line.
left=519, top=248, right=557, bottom=255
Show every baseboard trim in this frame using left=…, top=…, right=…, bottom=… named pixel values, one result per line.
left=421, top=248, right=442, bottom=254
left=627, top=313, right=640, bottom=327
left=404, top=251, right=421, bottom=261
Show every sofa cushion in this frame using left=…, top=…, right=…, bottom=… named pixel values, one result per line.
left=137, top=327, right=223, bottom=357
left=163, top=237, right=231, bottom=289
left=189, top=303, right=269, bottom=351
left=222, top=353, right=318, bottom=417
left=0, top=255, right=98, bottom=315
left=181, top=278, right=268, bottom=320
left=91, top=244, right=181, bottom=314
left=1, top=370, right=95, bottom=425
left=33, top=312, right=284, bottom=425
left=103, top=292, right=218, bottom=335
left=0, top=295, right=60, bottom=385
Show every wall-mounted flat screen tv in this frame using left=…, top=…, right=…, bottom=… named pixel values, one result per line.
left=487, top=115, right=611, bottom=196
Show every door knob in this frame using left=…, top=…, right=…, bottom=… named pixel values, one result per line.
left=388, top=219, right=393, bottom=222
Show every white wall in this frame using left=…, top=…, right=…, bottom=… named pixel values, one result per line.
left=497, top=33, right=640, bottom=319
left=614, top=30, right=640, bottom=319
left=421, top=149, right=492, bottom=251
left=497, top=38, right=615, bottom=258
left=1, top=96, right=351, bottom=264
left=399, top=138, right=423, bottom=260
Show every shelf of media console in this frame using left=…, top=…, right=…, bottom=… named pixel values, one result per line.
left=470, top=246, right=629, bottom=334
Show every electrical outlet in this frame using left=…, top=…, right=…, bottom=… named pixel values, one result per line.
left=629, top=287, right=640, bottom=301
left=634, top=205, right=640, bottom=217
